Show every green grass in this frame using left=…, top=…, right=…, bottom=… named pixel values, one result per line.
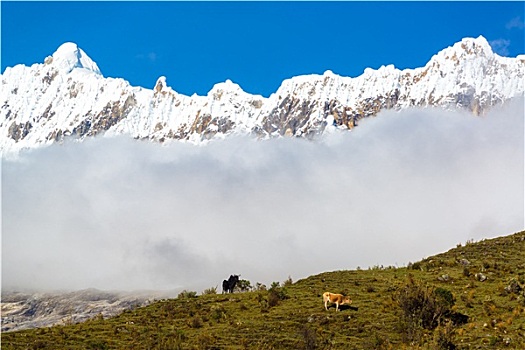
left=3, top=230, right=525, bottom=349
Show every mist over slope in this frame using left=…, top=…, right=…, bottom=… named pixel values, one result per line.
left=2, top=97, right=523, bottom=293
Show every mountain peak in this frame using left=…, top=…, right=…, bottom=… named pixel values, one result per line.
left=426, top=35, right=496, bottom=70
left=46, top=42, right=102, bottom=75
left=208, top=79, right=245, bottom=96
left=441, top=35, right=494, bottom=60
left=458, top=35, right=494, bottom=55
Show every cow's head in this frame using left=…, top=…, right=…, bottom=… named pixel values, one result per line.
left=230, top=275, right=240, bottom=283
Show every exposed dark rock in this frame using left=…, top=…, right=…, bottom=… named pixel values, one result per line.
left=8, top=121, right=32, bottom=141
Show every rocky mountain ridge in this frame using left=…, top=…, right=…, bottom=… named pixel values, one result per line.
left=1, top=36, right=524, bottom=155
left=1, top=289, right=159, bottom=332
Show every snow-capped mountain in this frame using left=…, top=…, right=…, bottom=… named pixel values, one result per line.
left=1, top=36, right=524, bottom=155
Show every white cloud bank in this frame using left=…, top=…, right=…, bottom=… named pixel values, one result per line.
left=2, top=97, right=524, bottom=293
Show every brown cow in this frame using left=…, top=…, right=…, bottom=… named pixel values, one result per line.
left=323, top=292, right=352, bottom=311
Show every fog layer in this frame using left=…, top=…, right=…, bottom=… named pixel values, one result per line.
left=3, top=98, right=523, bottom=292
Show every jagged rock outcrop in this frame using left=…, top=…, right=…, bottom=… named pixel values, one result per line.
left=1, top=289, right=155, bottom=332
left=1, top=37, right=524, bottom=155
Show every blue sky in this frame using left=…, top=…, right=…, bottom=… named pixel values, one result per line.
left=2, top=2, right=524, bottom=97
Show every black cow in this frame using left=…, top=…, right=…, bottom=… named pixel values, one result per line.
left=222, top=274, right=240, bottom=294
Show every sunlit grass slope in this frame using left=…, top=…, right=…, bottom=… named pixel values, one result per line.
left=3, top=230, right=524, bottom=349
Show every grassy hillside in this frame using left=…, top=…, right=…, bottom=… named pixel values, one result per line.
left=3, top=230, right=525, bottom=349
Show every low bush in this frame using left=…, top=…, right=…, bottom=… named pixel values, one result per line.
left=177, top=290, right=197, bottom=299
left=395, top=274, right=456, bottom=342
left=202, top=286, right=218, bottom=295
